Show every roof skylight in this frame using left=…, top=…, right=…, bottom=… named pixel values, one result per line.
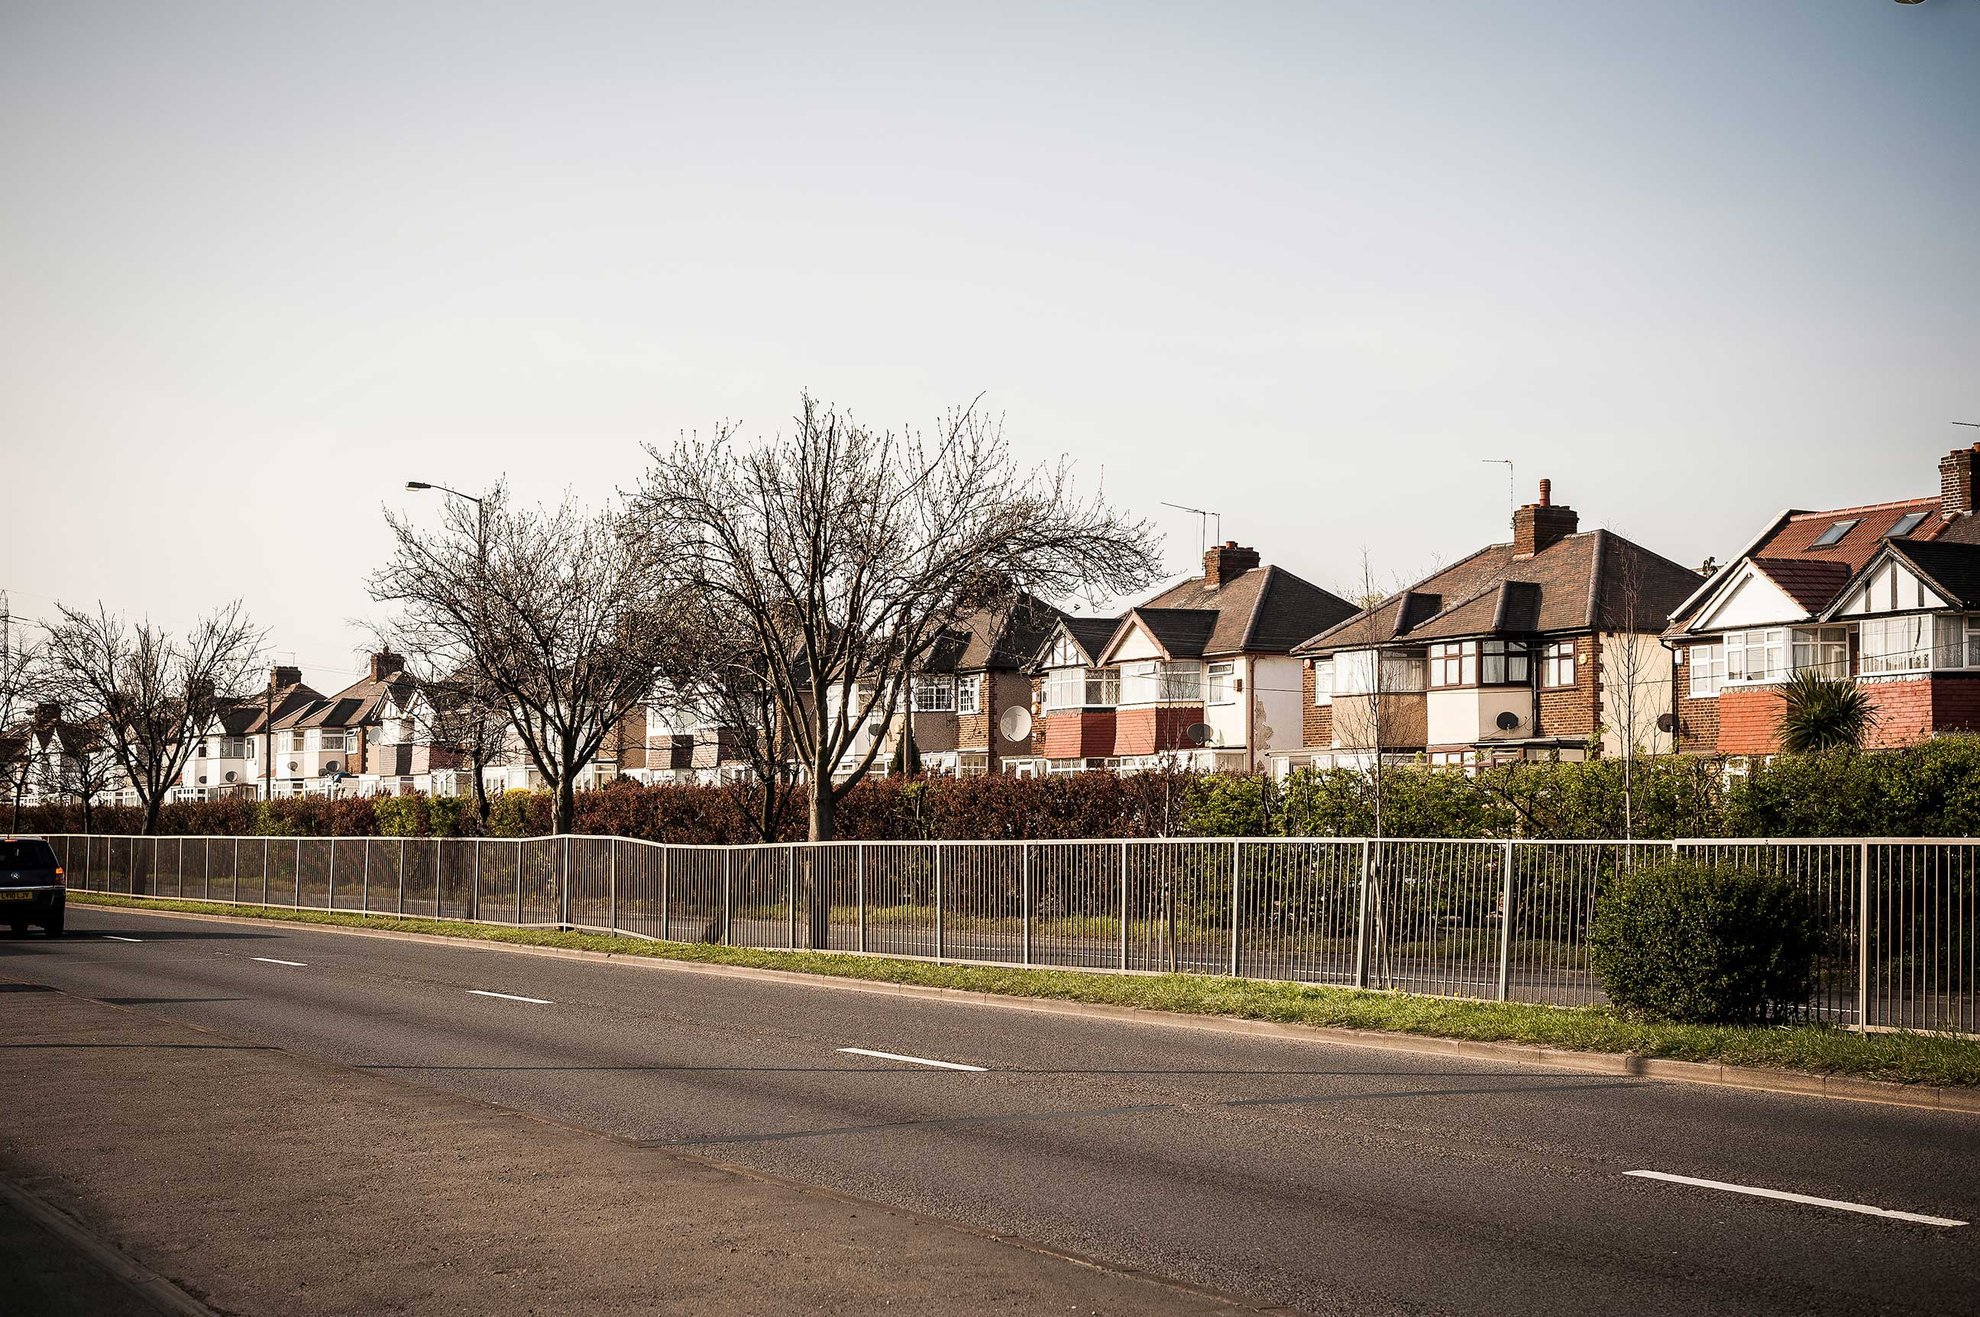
left=1886, top=511, right=1928, bottom=539
left=1811, top=519, right=1859, bottom=548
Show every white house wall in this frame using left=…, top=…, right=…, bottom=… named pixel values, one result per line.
left=1599, top=632, right=1675, bottom=756
left=1425, top=688, right=1532, bottom=748
left=1251, top=655, right=1305, bottom=759
left=1833, top=560, right=1947, bottom=618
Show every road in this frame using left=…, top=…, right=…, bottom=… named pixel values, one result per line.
left=5, top=905, right=1977, bottom=1316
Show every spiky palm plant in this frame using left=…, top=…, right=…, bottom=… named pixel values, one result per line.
left=1779, top=670, right=1877, bottom=753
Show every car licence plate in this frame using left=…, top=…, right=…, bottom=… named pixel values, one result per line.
left=0, top=891, right=34, bottom=900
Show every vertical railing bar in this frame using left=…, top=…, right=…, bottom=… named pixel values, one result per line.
left=856, top=844, right=866, bottom=954
left=1497, top=840, right=1514, bottom=1003
left=1119, top=840, right=1128, bottom=972
left=612, top=838, right=621, bottom=936
left=1019, top=841, right=1030, bottom=967
left=935, top=844, right=945, bottom=961
left=328, top=834, right=337, bottom=912
left=722, top=848, right=732, bottom=946
left=1229, top=839, right=1241, bottom=978
left=1353, top=838, right=1371, bottom=990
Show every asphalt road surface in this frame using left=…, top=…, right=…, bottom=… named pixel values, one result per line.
left=5, top=906, right=1977, bottom=1316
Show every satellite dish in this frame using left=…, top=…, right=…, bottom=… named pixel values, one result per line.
left=1656, top=712, right=1677, bottom=733
left=322, top=759, right=342, bottom=775
left=998, top=706, right=1033, bottom=741
left=224, top=771, right=238, bottom=782
left=197, top=775, right=208, bottom=786
left=1495, top=711, right=1521, bottom=731
left=287, top=761, right=300, bottom=773
left=1183, top=721, right=1214, bottom=747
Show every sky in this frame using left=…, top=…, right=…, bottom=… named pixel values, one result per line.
left=3, top=1, right=1977, bottom=694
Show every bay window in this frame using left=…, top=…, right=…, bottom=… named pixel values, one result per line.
left=1121, top=659, right=1202, bottom=704
left=1044, top=666, right=1119, bottom=709
left=1790, top=626, right=1850, bottom=680
left=1334, top=649, right=1426, bottom=695
left=1724, top=628, right=1788, bottom=684
left=1860, top=617, right=1927, bottom=675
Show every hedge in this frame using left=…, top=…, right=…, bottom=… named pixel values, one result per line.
left=15, top=736, right=1980, bottom=841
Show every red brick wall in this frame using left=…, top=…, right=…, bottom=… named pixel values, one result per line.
left=1671, top=640, right=1719, bottom=754
left=1041, top=711, right=1116, bottom=758
left=1113, top=706, right=1201, bottom=756
left=1717, top=685, right=1786, bottom=755
left=1931, top=675, right=1980, bottom=736
left=1301, top=663, right=1334, bottom=748
left=1535, top=633, right=1599, bottom=742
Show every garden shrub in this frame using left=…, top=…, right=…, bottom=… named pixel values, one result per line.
left=1588, top=857, right=1824, bottom=1025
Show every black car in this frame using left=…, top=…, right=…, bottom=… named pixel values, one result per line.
left=0, top=837, right=65, bottom=936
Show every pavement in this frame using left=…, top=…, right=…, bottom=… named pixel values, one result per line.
left=3, top=907, right=1978, bottom=1316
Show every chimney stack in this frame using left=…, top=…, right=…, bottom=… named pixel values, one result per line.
left=369, top=651, right=406, bottom=682
left=1941, top=444, right=1980, bottom=520
left=1513, top=480, right=1579, bottom=558
left=1203, top=541, right=1261, bottom=587
left=269, top=665, right=302, bottom=692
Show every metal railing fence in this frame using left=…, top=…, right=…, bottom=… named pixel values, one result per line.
left=39, top=833, right=1980, bottom=1036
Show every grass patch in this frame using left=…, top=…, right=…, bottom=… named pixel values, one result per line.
left=70, top=891, right=1980, bottom=1089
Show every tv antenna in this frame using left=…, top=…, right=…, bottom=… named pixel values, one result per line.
left=1161, top=502, right=1221, bottom=560
left=1482, top=459, right=1514, bottom=522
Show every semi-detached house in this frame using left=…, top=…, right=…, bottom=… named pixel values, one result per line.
left=1284, top=482, right=1702, bottom=772
left=1667, top=443, right=1980, bottom=754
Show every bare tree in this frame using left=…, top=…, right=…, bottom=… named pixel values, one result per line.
left=1598, top=534, right=1676, bottom=840
left=36, top=715, right=120, bottom=834
left=405, top=662, right=509, bottom=828
left=1, top=608, right=46, bottom=831
left=369, top=485, right=684, bottom=835
left=634, top=393, right=1162, bottom=849
left=40, top=602, right=265, bottom=835
left=669, top=612, right=801, bottom=844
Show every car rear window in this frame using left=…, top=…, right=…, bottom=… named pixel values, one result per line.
left=0, top=841, right=59, bottom=870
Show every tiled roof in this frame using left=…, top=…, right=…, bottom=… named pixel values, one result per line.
left=1122, top=607, right=1221, bottom=659
left=918, top=594, right=1069, bottom=674
left=1296, top=530, right=1701, bottom=653
left=1062, top=617, right=1123, bottom=663
left=1750, top=558, right=1854, bottom=613
left=1136, top=564, right=1355, bottom=657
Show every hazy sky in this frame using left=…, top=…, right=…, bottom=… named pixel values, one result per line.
left=4, top=2, right=1976, bottom=694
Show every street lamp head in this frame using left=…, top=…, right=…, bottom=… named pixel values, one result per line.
left=405, top=480, right=433, bottom=491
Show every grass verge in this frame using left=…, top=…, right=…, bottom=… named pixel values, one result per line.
left=68, top=891, right=1980, bottom=1089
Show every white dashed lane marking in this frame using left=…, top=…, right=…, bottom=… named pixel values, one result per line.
left=838, top=1047, right=987, bottom=1072
left=1625, top=1171, right=1967, bottom=1227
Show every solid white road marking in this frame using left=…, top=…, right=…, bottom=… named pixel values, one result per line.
left=468, top=989, right=554, bottom=1005
left=1624, top=1171, right=1967, bottom=1227
left=837, top=1047, right=987, bottom=1072
left=103, top=935, right=142, bottom=943
left=250, top=956, right=307, bottom=967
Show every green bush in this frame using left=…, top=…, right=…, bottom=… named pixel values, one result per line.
left=1589, top=857, right=1824, bottom=1025
left=373, top=796, right=426, bottom=837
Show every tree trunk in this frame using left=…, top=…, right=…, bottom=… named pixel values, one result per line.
left=142, top=794, right=162, bottom=838
left=554, top=776, right=577, bottom=837
left=808, top=769, right=836, bottom=842
left=471, top=752, right=491, bottom=827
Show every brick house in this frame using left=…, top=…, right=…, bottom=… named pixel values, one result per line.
left=1034, top=543, right=1354, bottom=774
left=1666, top=444, right=1980, bottom=754
left=868, top=595, right=1067, bottom=777
left=173, top=665, right=324, bottom=801
left=1013, top=615, right=1126, bottom=774
left=1285, top=482, right=1702, bottom=772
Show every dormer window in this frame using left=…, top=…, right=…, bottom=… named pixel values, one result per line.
left=1811, top=519, right=1859, bottom=548
left=1886, top=511, right=1927, bottom=539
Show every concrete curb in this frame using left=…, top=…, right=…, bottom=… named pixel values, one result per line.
left=75, top=897, right=1980, bottom=1118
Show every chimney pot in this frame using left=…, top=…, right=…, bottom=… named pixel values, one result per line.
left=369, top=651, right=406, bottom=682
left=269, top=664, right=302, bottom=691
left=1513, top=486, right=1578, bottom=558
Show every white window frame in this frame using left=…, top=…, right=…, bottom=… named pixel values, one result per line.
left=1790, top=625, right=1850, bottom=680
left=1206, top=661, right=1236, bottom=705
left=956, top=674, right=981, bottom=716
left=1724, top=627, right=1789, bottom=685
left=320, top=730, right=348, bottom=753
left=1688, top=642, right=1725, bottom=698
left=910, top=674, right=956, bottom=713
left=1860, top=615, right=1947, bottom=675
left=1312, top=658, right=1333, bottom=706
